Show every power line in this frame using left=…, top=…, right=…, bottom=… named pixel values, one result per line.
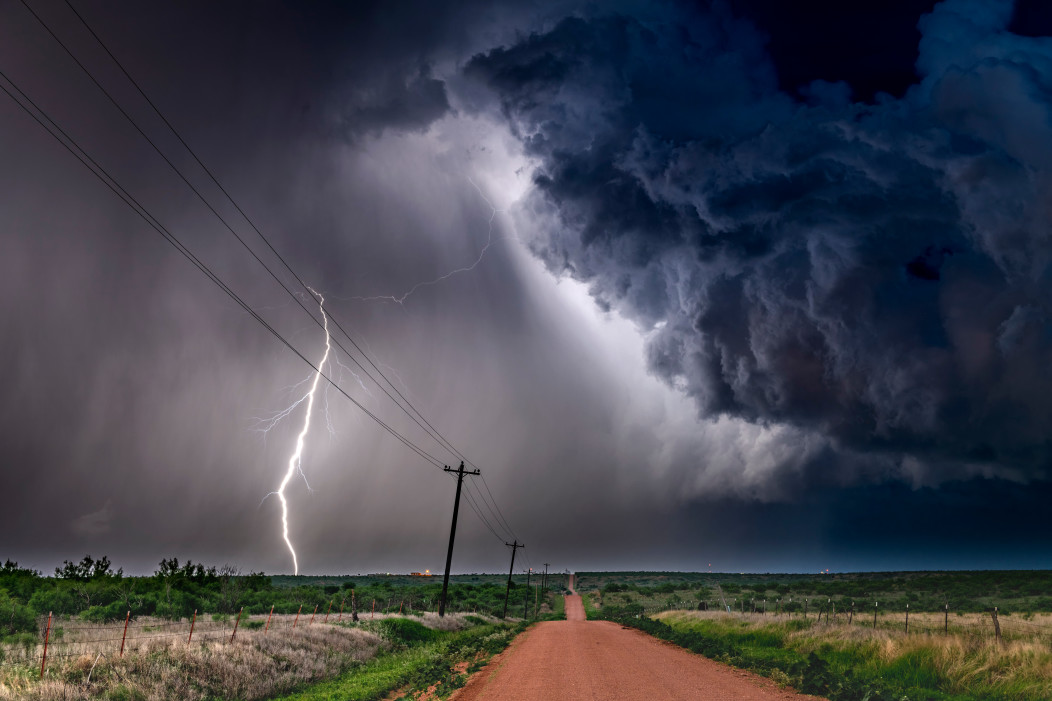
left=54, top=0, right=528, bottom=548
left=464, top=480, right=515, bottom=543
left=479, top=473, right=519, bottom=542
left=47, top=0, right=481, bottom=474
left=0, top=68, right=446, bottom=472
left=458, top=479, right=506, bottom=543
left=15, top=0, right=526, bottom=547
left=19, top=0, right=463, bottom=470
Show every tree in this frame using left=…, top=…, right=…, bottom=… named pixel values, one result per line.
left=55, top=555, right=122, bottom=581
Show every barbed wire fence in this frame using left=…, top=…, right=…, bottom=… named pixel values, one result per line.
left=0, top=596, right=438, bottom=677
left=592, top=592, right=1052, bottom=647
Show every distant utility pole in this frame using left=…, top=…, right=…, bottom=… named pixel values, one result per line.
left=502, top=540, right=524, bottom=618
left=543, top=563, right=550, bottom=589
left=438, top=461, right=479, bottom=617
left=524, top=568, right=532, bottom=617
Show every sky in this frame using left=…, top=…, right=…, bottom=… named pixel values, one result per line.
left=3, top=0, right=1052, bottom=576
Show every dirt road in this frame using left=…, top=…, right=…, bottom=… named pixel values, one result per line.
left=452, top=592, right=823, bottom=701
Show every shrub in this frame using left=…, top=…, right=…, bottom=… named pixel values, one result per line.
left=377, top=618, right=439, bottom=645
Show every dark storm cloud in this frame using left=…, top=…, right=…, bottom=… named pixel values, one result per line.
left=462, top=0, right=1052, bottom=487
left=339, top=63, right=450, bottom=140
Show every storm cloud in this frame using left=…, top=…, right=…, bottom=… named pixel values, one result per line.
left=462, top=0, right=1052, bottom=490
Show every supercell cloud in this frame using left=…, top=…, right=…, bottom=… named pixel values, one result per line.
left=462, top=0, right=1052, bottom=491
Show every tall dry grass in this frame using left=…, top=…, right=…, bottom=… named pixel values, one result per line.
left=658, top=610, right=1052, bottom=699
left=0, top=612, right=478, bottom=701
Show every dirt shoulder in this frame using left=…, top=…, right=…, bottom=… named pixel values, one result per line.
left=451, top=595, right=825, bottom=701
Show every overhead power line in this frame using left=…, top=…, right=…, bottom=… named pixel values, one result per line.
left=15, top=0, right=526, bottom=552
left=19, top=0, right=465, bottom=471
left=0, top=69, right=446, bottom=471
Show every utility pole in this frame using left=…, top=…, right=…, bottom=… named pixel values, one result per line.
left=524, top=568, right=532, bottom=618
left=439, top=461, right=479, bottom=617
left=502, top=540, right=524, bottom=618
left=543, top=563, right=550, bottom=589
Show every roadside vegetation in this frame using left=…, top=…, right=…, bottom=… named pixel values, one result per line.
left=582, top=571, right=1052, bottom=700
left=272, top=617, right=524, bottom=701
left=577, top=570, right=1052, bottom=615
left=0, top=556, right=562, bottom=700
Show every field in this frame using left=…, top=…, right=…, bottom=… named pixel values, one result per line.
left=576, top=569, right=1052, bottom=615
left=0, top=558, right=563, bottom=700
left=579, top=570, right=1052, bottom=701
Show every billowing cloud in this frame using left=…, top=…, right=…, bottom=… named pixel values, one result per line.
left=462, top=0, right=1052, bottom=490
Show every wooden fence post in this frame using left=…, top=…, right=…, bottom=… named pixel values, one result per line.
left=40, top=611, right=52, bottom=679
left=324, top=600, right=332, bottom=623
left=265, top=605, right=274, bottom=634
left=293, top=604, right=302, bottom=628
left=187, top=609, right=197, bottom=645
left=905, top=603, right=909, bottom=635
left=120, top=610, right=131, bottom=656
left=992, top=607, right=1003, bottom=646
left=309, top=605, right=318, bottom=626
left=230, top=607, right=243, bottom=643
left=849, top=602, right=854, bottom=625
left=944, top=604, right=948, bottom=635
left=874, top=601, right=878, bottom=629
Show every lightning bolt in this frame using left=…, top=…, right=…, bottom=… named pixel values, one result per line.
left=260, top=287, right=332, bottom=575
left=344, top=178, right=507, bottom=306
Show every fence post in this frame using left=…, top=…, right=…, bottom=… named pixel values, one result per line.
left=874, top=601, right=878, bottom=629
left=849, top=601, right=854, bottom=625
left=265, top=605, right=274, bottom=634
left=187, top=609, right=197, bottom=645
left=120, top=610, right=131, bottom=656
left=40, top=611, right=52, bottom=679
left=763, top=599, right=766, bottom=616
left=944, top=604, right=948, bottom=635
left=905, top=603, right=909, bottom=635
left=293, top=604, right=302, bottom=628
left=353, top=591, right=359, bottom=622
left=309, top=605, right=318, bottom=626
left=230, top=607, right=243, bottom=643
left=324, top=600, right=332, bottom=623
left=992, top=607, right=1003, bottom=646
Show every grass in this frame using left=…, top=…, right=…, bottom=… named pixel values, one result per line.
left=273, top=620, right=524, bottom=701
left=611, top=610, right=1052, bottom=701
left=576, top=570, right=1052, bottom=615
left=0, top=613, right=487, bottom=700
left=549, top=594, right=565, bottom=620
left=581, top=593, right=600, bottom=620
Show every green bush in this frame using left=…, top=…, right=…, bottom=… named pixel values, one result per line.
left=376, top=618, right=439, bottom=645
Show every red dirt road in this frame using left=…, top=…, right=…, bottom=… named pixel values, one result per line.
left=452, top=592, right=824, bottom=701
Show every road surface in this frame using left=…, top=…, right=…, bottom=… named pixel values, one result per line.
left=452, top=585, right=823, bottom=701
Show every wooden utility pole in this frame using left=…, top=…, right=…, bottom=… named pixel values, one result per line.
left=502, top=540, right=524, bottom=618
left=524, top=568, right=532, bottom=618
left=439, top=462, right=479, bottom=617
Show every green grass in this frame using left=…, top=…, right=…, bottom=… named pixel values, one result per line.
left=273, top=621, right=524, bottom=701
left=581, top=593, right=600, bottom=620
left=550, top=594, right=565, bottom=620
left=604, top=611, right=1052, bottom=701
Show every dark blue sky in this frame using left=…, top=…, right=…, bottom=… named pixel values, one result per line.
left=1, top=0, right=1051, bottom=575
